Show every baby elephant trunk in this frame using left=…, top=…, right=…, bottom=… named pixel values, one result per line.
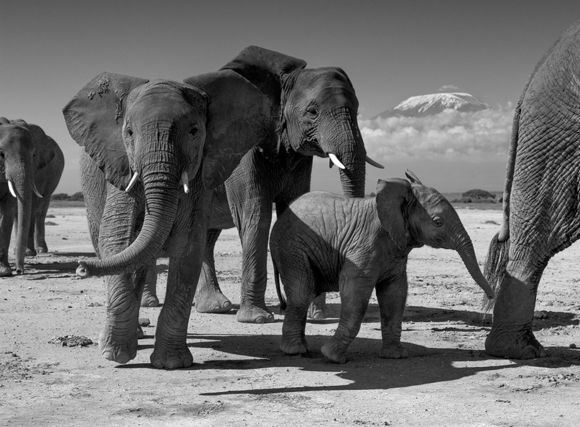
left=455, top=230, right=495, bottom=300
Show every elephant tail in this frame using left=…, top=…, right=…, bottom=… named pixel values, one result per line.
left=483, top=233, right=510, bottom=311
left=273, top=259, right=287, bottom=312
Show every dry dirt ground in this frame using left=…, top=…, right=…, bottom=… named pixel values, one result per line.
left=1, top=205, right=580, bottom=426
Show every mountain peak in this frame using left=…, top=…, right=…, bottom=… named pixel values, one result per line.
left=373, top=92, right=490, bottom=119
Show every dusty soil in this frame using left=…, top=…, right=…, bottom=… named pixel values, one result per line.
left=1, top=205, right=580, bottom=426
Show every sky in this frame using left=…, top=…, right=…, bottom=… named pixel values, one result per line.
left=2, top=0, right=580, bottom=195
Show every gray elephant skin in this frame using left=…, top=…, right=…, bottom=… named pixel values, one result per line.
left=0, top=119, right=64, bottom=276
left=63, top=71, right=274, bottom=368
left=271, top=172, right=495, bottom=364
left=178, top=46, right=382, bottom=324
left=485, top=19, right=580, bottom=359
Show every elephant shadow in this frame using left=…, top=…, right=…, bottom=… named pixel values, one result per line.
left=306, top=303, right=579, bottom=332
left=127, top=331, right=580, bottom=393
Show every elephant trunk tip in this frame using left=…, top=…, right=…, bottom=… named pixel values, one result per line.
left=76, top=262, right=91, bottom=279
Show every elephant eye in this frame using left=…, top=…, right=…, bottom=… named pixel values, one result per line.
left=189, top=127, right=198, bottom=138
left=432, top=216, right=444, bottom=227
left=305, top=106, right=318, bottom=117
left=0, top=152, right=4, bottom=159
left=126, top=128, right=133, bottom=138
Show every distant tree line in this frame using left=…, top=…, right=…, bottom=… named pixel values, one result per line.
left=452, top=189, right=500, bottom=203
left=51, top=192, right=85, bottom=201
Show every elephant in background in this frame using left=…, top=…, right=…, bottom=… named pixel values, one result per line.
left=175, top=46, right=382, bottom=324
left=271, top=171, right=495, bottom=364
left=0, top=119, right=64, bottom=276
left=63, top=71, right=273, bottom=368
left=485, top=18, right=580, bottom=359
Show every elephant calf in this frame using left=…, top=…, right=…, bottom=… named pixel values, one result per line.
left=271, top=171, right=495, bottom=364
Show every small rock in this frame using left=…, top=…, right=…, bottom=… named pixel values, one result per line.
left=139, top=318, right=151, bottom=327
left=533, top=310, right=548, bottom=319
left=570, top=343, right=577, bottom=349
left=48, top=335, right=93, bottom=347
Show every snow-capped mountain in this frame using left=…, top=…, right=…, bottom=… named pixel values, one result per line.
left=372, top=93, right=490, bottom=119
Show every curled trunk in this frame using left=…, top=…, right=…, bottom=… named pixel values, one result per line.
left=77, top=147, right=180, bottom=277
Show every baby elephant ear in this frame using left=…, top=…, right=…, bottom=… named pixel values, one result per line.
left=184, top=70, right=276, bottom=190
left=62, top=72, right=149, bottom=190
left=375, top=178, right=413, bottom=251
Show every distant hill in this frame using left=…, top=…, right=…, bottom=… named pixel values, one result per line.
left=372, top=92, right=490, bottom=119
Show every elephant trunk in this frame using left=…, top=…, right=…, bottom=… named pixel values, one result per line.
left=323, top=107, right=366, bottom=198
left=11, top=164, right=34, bottom=274
left=454, top=228, right=496, bottom=300
left=77, top=143, right=180, bottom=278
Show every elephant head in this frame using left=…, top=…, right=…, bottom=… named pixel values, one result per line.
left=0, top=118, right=45, bottom=274
left=63, top=71, right=274, bottom=277
left=376, top=170, right=495, bottom=299
left=192, top=45, right=383, bottom=198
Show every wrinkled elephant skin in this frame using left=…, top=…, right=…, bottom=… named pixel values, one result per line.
left=484, top=19, right=580, bottom=359
left=0, top=119, right=64, bottom=276
left=271, top=172, right=494, bottom=363
left=63, top=71, right=272, bottom=368
left=183, top=46, right=383, bottom=324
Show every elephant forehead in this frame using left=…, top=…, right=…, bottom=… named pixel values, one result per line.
left=0, top=125, right=33, bottom=149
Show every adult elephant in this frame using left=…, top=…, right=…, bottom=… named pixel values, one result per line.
left=0, top=119, right=64, bottom=276
left=485, top=19, right=580, bottom=359
left=180, top=46, right=383, bottom=324
left=63, top=71, right=273, bottom=368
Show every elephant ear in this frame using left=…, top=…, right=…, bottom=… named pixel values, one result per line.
left=375, top=178, right=413, bottom=251
left=220, top=46, right=307, bottom=161
left=62, top=72, right=149, bottom=190
left=26, top=124, right=55, bottom=170
left=184, top=69, right=277, bottom=190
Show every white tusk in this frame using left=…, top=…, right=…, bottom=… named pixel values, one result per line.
left=180, top=171, right=189, bottom=194
left=365, top=155, right=384, bottom=169
left=125, top=172, right=139, bottom=192
left=328, top=153, right=345, bottom=170
left=7, top=180, right=17, bottom=198
left=32, top=183, right=43, bottom=198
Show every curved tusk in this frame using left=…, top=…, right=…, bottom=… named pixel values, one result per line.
left=328, top=153, right=345, bottom=170
left=125, top=172, right=139, bottom=193
left=32, top=183, right=43, bottom=198
left=7, top=180, right=17, bottom=198
left=180, top=171, right=189, bottom=194
left=365, top=155, right=384, bottom=169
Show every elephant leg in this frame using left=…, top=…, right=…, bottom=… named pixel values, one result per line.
left=140, top=261, right=159, bottom=307
left=280, top=267, right=315, bottom=355
left=485, top=259, right=546, bottom=359
left=34, top=198, right=50, bottom=253
left=234, top=198, right=274, bottom=324
left=321, top=275, right=374, bottom=364
left=0, top=197, right=15, bottom=276
left=375, top=273, right=409, bottom=359
left=151, top=191, right=208, bottom=369
left=98, top=186, right=141, bottom=364
left=195, top=228, right=232, bottom=313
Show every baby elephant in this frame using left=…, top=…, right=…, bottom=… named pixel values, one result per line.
left=271, top=171, right=495, bottom=363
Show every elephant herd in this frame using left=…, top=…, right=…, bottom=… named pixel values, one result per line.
left=3, top=19, right=580, bottom=367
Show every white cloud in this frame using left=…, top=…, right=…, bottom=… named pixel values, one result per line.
left=438, top=84, right=460, bottom=92
left=359, top=104, right=514, bottom=163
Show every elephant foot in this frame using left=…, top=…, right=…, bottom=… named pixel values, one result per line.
left=321, top=340, right=347, bottom=364
left=195, top=289, right=232, bottom=313
left=308, top=294, right=327, bottom=320
left=0, top=265, right=12, bottom=277
left=150, top=345, right=194, bottom=369
left=485, top=327, right=547, bottom=359
left=25, top=248, right=37, bottom=257
left=36, top=247, right=48, bottom=254
left=379, top=343, right=408, bottom=359
left=236, top=303, right=274, bottom=324
left=140, top=293, right=159, bottom=307
left=99, top=327, right=138, bottom=364
left=280, top=334, right=308, bottom=355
